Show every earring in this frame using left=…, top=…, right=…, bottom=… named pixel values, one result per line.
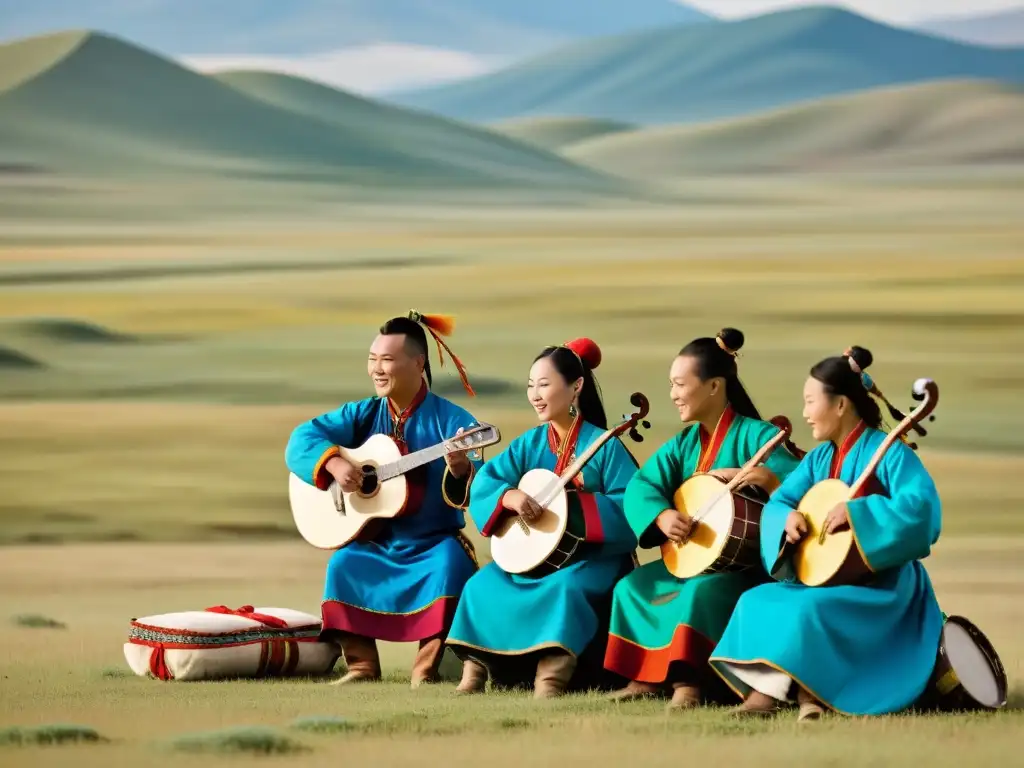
left=568, top=403, right=578, bottom=419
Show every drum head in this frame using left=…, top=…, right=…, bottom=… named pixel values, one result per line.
left=944, top=621, right=1002, bottom=708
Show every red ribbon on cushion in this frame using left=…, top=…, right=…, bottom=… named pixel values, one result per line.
left=204, top=605, right=289, bottom=629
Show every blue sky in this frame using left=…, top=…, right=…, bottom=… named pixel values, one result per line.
left=684, top=0, right=1021, bottom=23
left=181, top=1, right=1023, bottom=95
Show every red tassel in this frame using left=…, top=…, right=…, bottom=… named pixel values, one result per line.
left=408, top=309, right=475, bottom=397
left=149, top=646, right=173, bottom=680
left=426, top=328, right=476, bottom=397
left=418, top=313, right=456, bottom=337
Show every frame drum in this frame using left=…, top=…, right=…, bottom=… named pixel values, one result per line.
left=918, top=615, right=1007, bottom=712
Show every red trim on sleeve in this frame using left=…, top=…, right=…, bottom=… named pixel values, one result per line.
left=577, top=492, right=604, bottom=543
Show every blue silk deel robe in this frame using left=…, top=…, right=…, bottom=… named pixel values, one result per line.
left=285, top=383, right=481, bottom=642
left=709, top=422, right=944, bottom=715
left=446, top=419, right=639, bottom=684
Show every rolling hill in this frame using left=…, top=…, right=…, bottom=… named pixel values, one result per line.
left=391, top=6, right=1024, bottom=125
left=0, top=31, right=614, bottom=192
left=0, top=0, right=713, bottom=56
left=915, top=8, right=1024, bottom=48
left=490, top=117, right=635, bottom=151
left=561, top=80, right=1024, bottom=177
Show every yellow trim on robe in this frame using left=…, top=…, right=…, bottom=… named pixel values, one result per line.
left=709, top=655, right=858, bottom=717
left=446, top=637, right=577, bottom=659
left=441, top=462, right=475, bottom=510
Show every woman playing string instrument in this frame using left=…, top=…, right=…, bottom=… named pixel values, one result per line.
left=446, top=339, right=640, bottom=697
left=604, top=329, right=802, bottom=709
left=710, top=346, right=943, bottom=720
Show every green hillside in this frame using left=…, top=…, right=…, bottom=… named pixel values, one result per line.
left=563, top=80, right=1024, bottom=177
left=490, top=116, right=634, bottom=151
left=0, top=31, right=613, bottom=192
left=213, top=71, right=609, bottom=187
left=391, top=6, right=1024, bottom=125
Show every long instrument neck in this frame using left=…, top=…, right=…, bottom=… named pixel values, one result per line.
left=536, top=427, right=619, bottom=506
left=378, top=441, right=453, bottom=482
left=723, top=427, right=791, bottom=492
left=848, top=430, right=898, bottom=498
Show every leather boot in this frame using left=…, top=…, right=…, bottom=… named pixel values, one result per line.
left=533, top=652, right=577, bottom=699
left=410, top=635, right=445, bottom=689
left=797, top=687, right=825, bottom=722
left=729, top=690, right=784, bottom=717
left=667, top=683, right=701, bottom=710
left=330, top=633, right=381, bottom=685
left=607, top=680, right=662, bottom=701
left=455, top=659, right=488, bottom=695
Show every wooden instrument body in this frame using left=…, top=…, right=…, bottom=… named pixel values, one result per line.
left=661, top=474, right=767, bottom=579
left=915, top=615, right=1008, bottom=712
left=290, top=422, right=500, bottom=551
left=793, top=377, right=941, bottom=587
left=487, top=392, right=652, bottom=576
left=793, top=478, right=872, bottom=587
left=489, top=468, right=576, bottom=575
left=289, top=433, right=410, bottom=550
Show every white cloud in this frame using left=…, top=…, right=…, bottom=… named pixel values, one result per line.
left=680, top=0, right=1024, bottom=24
left=182, top=43, right=506, bottom=95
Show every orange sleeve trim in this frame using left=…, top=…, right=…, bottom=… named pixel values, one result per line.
left=312, top=446, right=341, bottom=490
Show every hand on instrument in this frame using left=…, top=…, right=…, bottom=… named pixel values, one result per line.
left=734, top=465, right=780, bottom=493
left=326, top=456, right=361, bottom=493
left=707, top=468, right=740, bottom=483
left=784, top=511, right=808, bottom=544
left=445, top=428, right=472, bottom=478
left=656, top=509, right=693, bottom=544
left=823, top=503, right=850, bottom=536
left=504, top=489, right=545, bottom=524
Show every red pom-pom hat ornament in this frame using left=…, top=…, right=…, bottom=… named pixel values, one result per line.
left=563, top=338, right=601, bottom=369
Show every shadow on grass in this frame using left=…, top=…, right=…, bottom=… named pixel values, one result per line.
left=6, top=318, right=138, bottom=344
left=0, top=346, right=43, bottom=370
left=168, top=727, right=309, bottom=755
left=0, top=725, right=107, bottom=747
left=11, top=614, right=66, bottom=630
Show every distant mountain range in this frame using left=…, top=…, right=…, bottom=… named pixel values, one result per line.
left=1, top=6, right=1022, bottom=209
left=391, top=7, right=1024, bottom=124
left=915, top=8, right=1024, bottom=47
left=0, top=0, right=712, bottom=56
left=0, top=31, right=613, bottom=194
left=505, top=80, right=1024, bottom=177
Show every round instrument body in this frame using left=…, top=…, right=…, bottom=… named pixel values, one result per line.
left=661, top=473, right=766, bottom=579
left=489, top=468, right=569, bottom=575
left=916, top=615, right=1008, bottom=712
left=793, top=478, right=871, bottom=587
left=289, top=433, right=408, bottom=550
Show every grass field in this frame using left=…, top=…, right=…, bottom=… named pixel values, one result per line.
left=0, top=539, right=1021, bottom=767
left=1, top=172, right=1022, bottom=765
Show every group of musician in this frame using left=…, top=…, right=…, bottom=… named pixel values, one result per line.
left=285, top=311, right=945, bottom=721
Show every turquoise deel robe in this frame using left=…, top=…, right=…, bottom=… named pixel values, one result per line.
left=285, top=384, right=481, bottom=642
left=446, top=421, right=639, bottom=685
left=603, top=409, right=801, bottom=688
left=709, top=425, right=944, bottom=715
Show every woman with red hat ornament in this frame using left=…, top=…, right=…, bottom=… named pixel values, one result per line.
left=446, top=338, right=640, bottom=698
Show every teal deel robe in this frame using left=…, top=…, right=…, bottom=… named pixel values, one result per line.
left=446, top=420, right=638, bottom=681
left=709, top=425, right=944, bottom=715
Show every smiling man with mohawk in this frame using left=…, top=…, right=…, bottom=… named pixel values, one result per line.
left=286, top=310, right=483, bottom=689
